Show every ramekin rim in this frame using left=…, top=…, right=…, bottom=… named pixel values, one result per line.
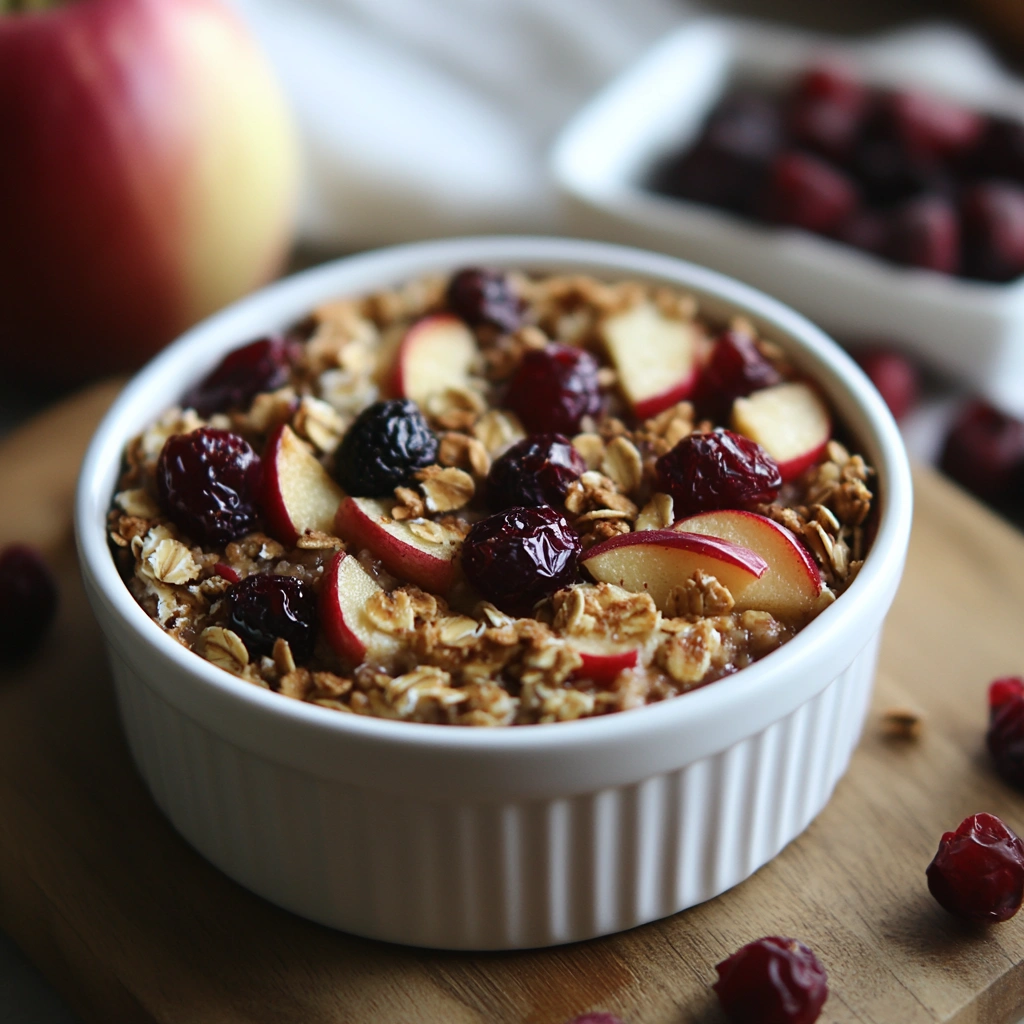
left=75, top=235, right=913, bottom=753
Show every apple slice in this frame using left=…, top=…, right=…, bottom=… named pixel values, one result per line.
left=600, top=301, right=698, bottom=419
left=335, top=495, right=461, bottom=593
left=673, top=509, right=823, bottom=621
left=570, top=635, right=642, bottom=685
left=391, top=313, right=479, bottom=406
left=321, top=550, right=402, bottom=664
left=581, top=529, right=767, bottom=614
left=731, top=381, right=831, bottom=481
left=262, top=424, right=346, bottom=546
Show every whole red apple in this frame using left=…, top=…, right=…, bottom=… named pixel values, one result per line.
left=0, top=0, right=298, bottom=383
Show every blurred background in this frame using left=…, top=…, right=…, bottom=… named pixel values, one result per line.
left=1, top=0, right=1023, bottom=1018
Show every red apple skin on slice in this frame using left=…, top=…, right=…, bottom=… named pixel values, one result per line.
left=731, top=381, right=831, bottom=481
left=391, top=313, right=479, bottom=406
left=262, top=423, right=346, bottom=546
left=574, top=644, right=641, bottom=685
left=673, top=509, right=823, bottom=622
left=581, top=529, right=767, bottom=614
left=320, top=550, right=401, bottom=664
left=600, top=302, right=698, bottom=420
left=335, top=495, right=460, bottom=594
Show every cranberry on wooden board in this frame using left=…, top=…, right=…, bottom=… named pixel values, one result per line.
left=656, top=430, right=781, bottom=517
left=926, top=813, right=1024, bottom=922
left=0, top=544, right=58, bottom=660
left=486, top=433, right=586, bottom=512
left=461, top=506, right=581, bottom=616
left=181, top=337, right=293, bottom=418
left=446, top=267, right=524, bottom=333
left=504, top=344, right=602, bottom=436
left=987, top=677, right=1024, bottom=790
left=333, top=399, right=438, bottom=497
left=156, top=427, right=262, bottom=545
left=939, top=400, right=1024, bottom=503
left=713, top=936, right=828, bottom=1024
left=227, top=573, right=319, bottom=663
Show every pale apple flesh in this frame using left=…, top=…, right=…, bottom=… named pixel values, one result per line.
left=0, top=0, right=297, bottom=383
left=391, top=314, right=479, bottom=406
left=320, top=550, right=401, bottom=665
left=600, top=301, right=698, bottom=419
left=731, top=381, right=831, bottom=482
left=335, top=495, right=461, bottom=594
left=581, top=529, right=768, bottom=614
left=262, top=424, right=345, bottom=546
left=673, top=509, right=824, bottom=621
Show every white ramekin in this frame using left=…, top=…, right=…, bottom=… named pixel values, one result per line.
left=552, top=18, right=1024, bottom=415
left=75, top=237, right=913, bottom=950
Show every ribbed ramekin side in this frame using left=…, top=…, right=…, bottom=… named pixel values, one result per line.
left=110, top=633, right=880, bottom=950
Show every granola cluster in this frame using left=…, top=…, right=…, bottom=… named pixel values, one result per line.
left=109, top=269, right=876, bottom=726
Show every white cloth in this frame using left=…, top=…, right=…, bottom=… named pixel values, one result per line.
left=229, top=0, right=689, bottom=248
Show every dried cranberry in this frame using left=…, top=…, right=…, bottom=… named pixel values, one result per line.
left=926, top=813, right=1024, bottom=923
left=939, top=400, right=1024, bottom=503
left=960, top=182, right=1024, bottom=283
left=486, top=434, right=586, bottom=512
left=656, top=430, right=781, bottom=517
left=969, top=116, right=1024, bottom=182
left=156, top=428, right=262, bottom=545
left=884, top=194, right=959, bottom=274
left=652, top=91, right=780, bottom=214
left=461, top=506, right=581, bottom=615
left=713, top=936, right=828, bottom=1024
left=987, top=678, right=1024, bottom=790
left=851, top=345, right=920, bottom=421
left=757, top=151, right=858, bottom=235
left=504, top=344, right=602, bottom=436
left=333, top=399, right=439, bottom=497
left=0, top=544, right=58, bottom=660
left=787, top=96, right=864, bottom=161
left=881, top=89, right=983, bottom=163
left=182, top=337, right=292, bottom=417
left=446, top=267, right=524, bottom=333
left=791, top=60, right=866, bottom=109
left=227, top=573, right=319, bottom=663
left=697, top=329, right=782, bottom=417
left=848, top=116, right=940, bottom=207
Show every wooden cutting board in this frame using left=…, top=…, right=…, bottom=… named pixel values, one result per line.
left=2, top=382, right=1024, bottom=1024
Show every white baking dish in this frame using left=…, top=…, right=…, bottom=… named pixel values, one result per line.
left=552, top=18, right=1024, bottom=415
left=75, top=237, right=913, bottom=950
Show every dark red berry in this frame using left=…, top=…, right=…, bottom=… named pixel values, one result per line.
left=461, top=506, right=581, bottom=616
left=851, top=346, right=920, bottom=421
left=791, top=60, right=866, bottom=109
left=885, top=194, right=959, bottom=274
left=969, top=116, right=1024, bottom=182
left=227, top=573, right=319, bottom=663
left=713, top=936, right=828, bottom=1024
left=989, top=676, right=1024, bottom=711
left=926, top=813, right=1024, bottom=922
left=447, top=267, right=524, bottom=333
left=697, top=329, right=782, bottom=417
left=156, top=428, right=262, bottom=545
left=960, top=182, right=1024, bottom=283
left=987, top=679, right=1024, bottom=790
left=939, top=400, right=1024, bottom=502
left=563, top=1015, right=626, bottom=1024
left=787, top=63, right=866, bottom=162
left=757, top=151, right=858, bottom=234
left=334, top=399, right=439, bottom=497
left=656, top=430, right=781, bottom=517
left=881, top=89, right=983, bottom=163
left=182, top=337, right=293, bottom=417
left=486, top=434, right=586, bottom=512
left=504, top=344, right=602, bottom=436
left=0, top=544, right=58, bottom=659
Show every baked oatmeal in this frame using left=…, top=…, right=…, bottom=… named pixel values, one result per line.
left=108, top=267, right=875, bottom=725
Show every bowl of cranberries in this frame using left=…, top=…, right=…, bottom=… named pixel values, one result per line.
left=553, top=18, right=1024, bottom=416
left=76, top=236, right=911, bottom=950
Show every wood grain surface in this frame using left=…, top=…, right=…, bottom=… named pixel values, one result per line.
left=2, top=382, right=1024, bottom=1024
